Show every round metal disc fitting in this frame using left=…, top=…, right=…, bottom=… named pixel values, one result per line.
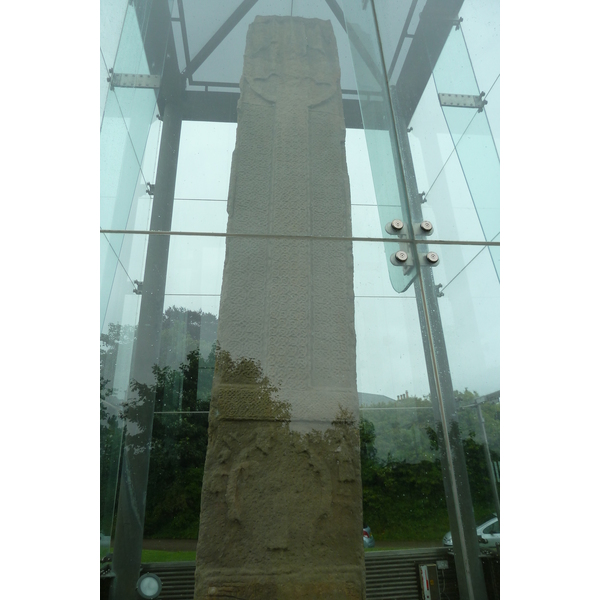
left=391, top=219, right=404, bottom=231
left=420, top=221, right=433, bottom=232
left=426, top=252, right=439, bottom=264
left=395, top=250, right=408, bottom=263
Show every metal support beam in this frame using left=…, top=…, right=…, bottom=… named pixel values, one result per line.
left=323, top=0, right=346, bottom=31
left=386, top=0, right=420, bottom=80
left=395, top=0, right=465, bottom=124
left=177, top=0, right=193, bottom=82
left=324, top=0, right=387, bottom=91
left=439, top=92, right=487, bottom=111
left=108, top=73, right=161, bottom=89
left=178, top=89, right=364, bottom=129
left=181, top=0, right=260, bottom=81
left=109, top=99, right=183, bottom=600
left=133, top=0, right=176, bottom=80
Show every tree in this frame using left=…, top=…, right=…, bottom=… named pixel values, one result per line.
left=100, top=307, right=219, bottom=540
left=359, top=390, right=500, bottom=542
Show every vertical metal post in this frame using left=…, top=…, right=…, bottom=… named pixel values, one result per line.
left=346, top=0, right=487, bottom=592
left=413, top=270, right=488, bottom=600
left=110, top=99, right=182, bottom=600
left=390, top=86, right=488, bottom=600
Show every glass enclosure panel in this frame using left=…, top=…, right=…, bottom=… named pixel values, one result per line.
left=101, top=90, right=144, bottom=232
left=430, top=26, right=480, bottom=97
left=430, top=243, right=500, bottom=397
left=164, top=235, right=226, bottom=297
left=409, top=22, right=500, bottom=254
left=458, top=3, right=500, bottom=95
left=397, top=21, right=500, bottom=262
left=101, top=51, right=111, bottom=124
left=112, top=1, right=152, bottom=76
left=415, top=239, right=500, bottom=525
left=417, top=149, right=489, bottom=243
left=101, top=232, right=145, bottom=558
left=343, top=0, right=415, bottom=294
left=101, top=0, right=129, bottom=73
left=143, top=123, right=422, bottom=245
left=183, top=0, right=359, bottom=92
left=113, top=0, right=175, bottom=76
left=405, top=81, right=498, bottom=248
left=144, top=413, right=211, bottom=550
left=372, top=0, right=427, bottom=83
left=359, top=398, right=449, bottom=546
left=179, top=0, right=241, bottom=64
left=101, top=2, right=499, bottom=598
left=407, top=78, right=457, bottom=196
left=441, top=108, right=500, bottom=244
left=103, top=234, right=458, bottom=555
left=139, top=123, right=417, bottom=242
left=170, top=199, right=228, bottom=234
left=174, top=122, right=237, bottom=200
left=101, top=232, right=146, bottom=338
left=482, top=76, right=500, bottom=153
left=100, top=125, right=155, bottom=329
left=111, top=87, right=159, bottom=173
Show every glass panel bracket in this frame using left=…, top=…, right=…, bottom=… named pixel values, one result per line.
left=385, top=219, right=439, bottom=274
left=106, top=69, right=161, bottom=90
left=438, top=92, right=488, bottom=112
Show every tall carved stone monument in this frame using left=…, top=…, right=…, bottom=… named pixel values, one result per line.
left=195, top=16, right=365, bottom=600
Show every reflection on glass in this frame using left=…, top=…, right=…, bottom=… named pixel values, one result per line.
left=430, top=25, right=499, bottom=276
left=435, top=243, right=500, bottom=398
left=441, top=108, right=500, bottom=249
left=359, top=399, right=449, bottom=545
left=100, top=375, right=124, bottom=559
left=101, top=229, right=146, bottom=332
left=101, top=90, right=143, bottom=231
left=418, top=149, right=488, bottom=243
left=164, top=236, right=226, bottom=297
left=343, top=0, right=415, bottom=294
left=100, top=3, right=500, bottom=598
left=175, top=122, right=237, bottom=200
left=430, top=26, right=480, bottom=98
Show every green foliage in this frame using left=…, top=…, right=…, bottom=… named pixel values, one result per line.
left=100, top=308, right=218, bottom=540
left=359, top=391, right=500, bottom=542
left=143, top=347, right=215, bottom=539
left=160, top=307, right=218, bottom=371
left=102, top=310, right=500, bottom=545
left=455, top=388, right=499, bottom=454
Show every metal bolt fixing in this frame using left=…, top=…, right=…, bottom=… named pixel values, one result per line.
left=395, top=251, right=408, bottom=263
left=426, top=252, right=439, bottom=264
left=420, top=221, right=433, bottom=232
left=391, top=219, right=404, bottom=231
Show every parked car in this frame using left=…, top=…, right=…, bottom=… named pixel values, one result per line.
left=363, top=526, right=375, bottom=548
left=442, top=514, right=499, bottom=552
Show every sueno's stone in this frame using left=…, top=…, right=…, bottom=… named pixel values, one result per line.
left=195, top=16, right=365, bottom=600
